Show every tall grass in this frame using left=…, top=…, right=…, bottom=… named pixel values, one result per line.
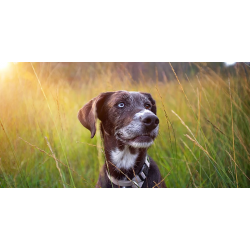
left=0, top=63, right=249, bottom=187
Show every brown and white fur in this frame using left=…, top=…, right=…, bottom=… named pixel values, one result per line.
left=78, top=90, right=166, bottom=188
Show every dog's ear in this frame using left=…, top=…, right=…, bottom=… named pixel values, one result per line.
left=78, top=92, right=114, bottom=138
left=140, top=92, right=157, bottom=115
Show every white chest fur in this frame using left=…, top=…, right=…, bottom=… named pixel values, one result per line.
left=110, top=146, right=138, bottom=170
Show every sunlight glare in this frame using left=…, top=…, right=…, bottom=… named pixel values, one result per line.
left=0, top=62, right=9, bottom=70
left=224, top=62, right=236, bottom=66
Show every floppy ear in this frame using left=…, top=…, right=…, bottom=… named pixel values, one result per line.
left=140, top=92, right=157, bottom=115
left=78, top=92, right=114, bottom=138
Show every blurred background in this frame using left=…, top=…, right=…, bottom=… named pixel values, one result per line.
left=0, top=62, right=249, bottom=188
left=0, top=62, right=242, bottom=83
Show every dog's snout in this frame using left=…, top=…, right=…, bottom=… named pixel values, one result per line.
left=142, top=114, right=159, bottom=130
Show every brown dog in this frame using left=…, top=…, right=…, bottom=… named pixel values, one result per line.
left=78, top=91, right=166, bottom=188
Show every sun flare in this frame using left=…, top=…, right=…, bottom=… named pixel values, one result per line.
left=0, top=62, right=9, bottom=70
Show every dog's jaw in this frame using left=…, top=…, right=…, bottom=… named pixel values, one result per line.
left=115, top=135, right=155, bottom=148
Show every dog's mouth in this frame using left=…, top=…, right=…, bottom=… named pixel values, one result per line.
left=129, top=134, right=153, bottom=142
left=117, top=133, right=155, bottom=143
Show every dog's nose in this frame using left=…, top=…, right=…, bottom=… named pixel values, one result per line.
left=142, top=114, right=159, bottom=130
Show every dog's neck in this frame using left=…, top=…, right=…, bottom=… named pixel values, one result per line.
left=100, top=124, right=147, bottom=180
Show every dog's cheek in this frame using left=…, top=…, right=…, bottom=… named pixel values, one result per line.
left=102, top=108, right=119, bottom=134
left=102, top=120, right=113, bottom=134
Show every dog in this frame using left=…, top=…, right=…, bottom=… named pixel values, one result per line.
left=78, top=90, right=166, bottom=188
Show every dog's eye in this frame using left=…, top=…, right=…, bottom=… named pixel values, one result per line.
left=118, top=102, right=125, bottom=108
left=145, top=103, right=151, bottom=109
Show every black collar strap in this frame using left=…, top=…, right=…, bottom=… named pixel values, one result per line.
left=107, top=156, right=150, bottom=188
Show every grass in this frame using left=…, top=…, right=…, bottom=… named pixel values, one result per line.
left=0, top=62, right=249, bottom=188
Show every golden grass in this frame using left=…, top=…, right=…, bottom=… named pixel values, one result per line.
left=0, top=63, right=249, bottom=187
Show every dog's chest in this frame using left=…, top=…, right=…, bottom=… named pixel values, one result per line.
left=110, top=146, right=138, bottom=170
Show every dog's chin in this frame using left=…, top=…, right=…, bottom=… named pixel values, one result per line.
left=118, top=135, right=155, bottom=148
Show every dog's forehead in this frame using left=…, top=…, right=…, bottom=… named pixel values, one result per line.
left=109, top=91, right=148, bottom=103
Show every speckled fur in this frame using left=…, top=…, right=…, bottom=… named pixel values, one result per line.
left=78, top=90, right=166, bottom=188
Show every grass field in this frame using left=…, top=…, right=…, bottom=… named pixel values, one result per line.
left=0, top=62, right=249, bottom=188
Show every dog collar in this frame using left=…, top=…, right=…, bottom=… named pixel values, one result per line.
left=107, top=156, right=150, bottom=188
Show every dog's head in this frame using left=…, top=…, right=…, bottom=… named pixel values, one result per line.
left=78, top=91, right=159, bottom=148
